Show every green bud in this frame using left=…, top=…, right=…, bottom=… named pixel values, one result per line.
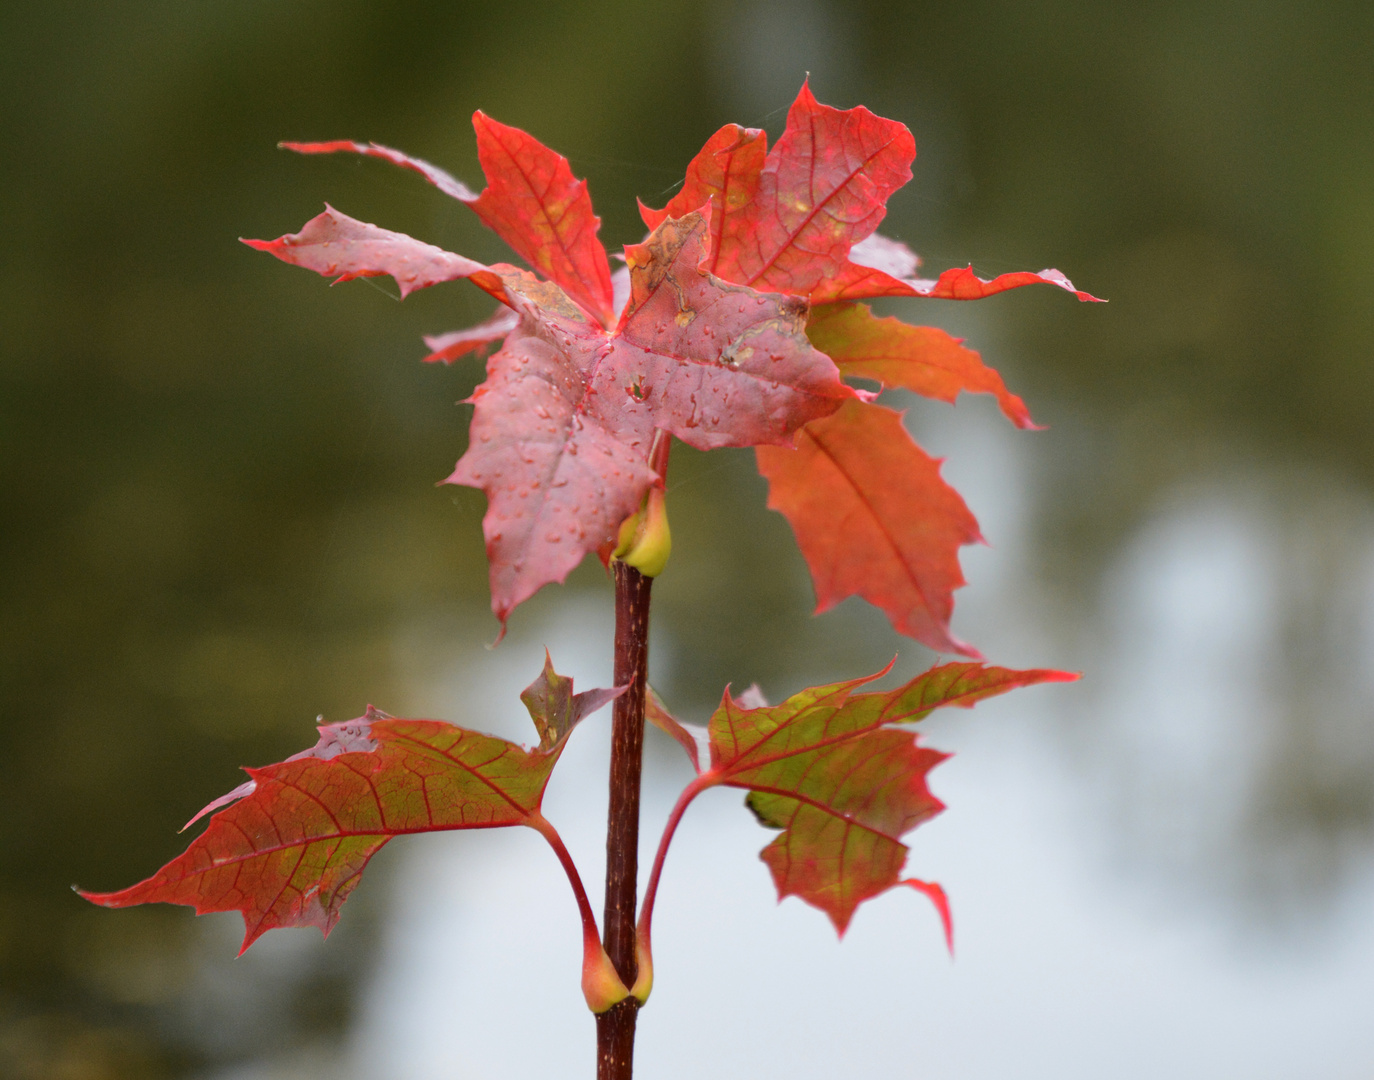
left=612, top=486, right=671, bottom=577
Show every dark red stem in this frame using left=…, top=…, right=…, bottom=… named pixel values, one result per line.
left=597, top=561, right=652, bottom=1080
left=637, top=772, right=714, bottom=953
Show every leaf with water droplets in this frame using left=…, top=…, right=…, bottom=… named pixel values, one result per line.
left=450, top=209, right=854, bottom=631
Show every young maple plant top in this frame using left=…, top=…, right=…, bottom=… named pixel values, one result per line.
left=81, top=83, right=1089, bottom=1073
left=249, top=79, right=1096, bottom=651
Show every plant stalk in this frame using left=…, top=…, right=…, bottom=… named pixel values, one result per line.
left=597, top=560, right=652, bottom=1079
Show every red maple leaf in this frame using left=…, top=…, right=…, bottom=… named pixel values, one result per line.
left=639, top=80, right=1100, bottom=307
left=757, top=400, right=984, bottom=657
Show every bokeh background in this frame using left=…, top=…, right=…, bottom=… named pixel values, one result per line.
left=4, top=1, right=1373, bottom=1077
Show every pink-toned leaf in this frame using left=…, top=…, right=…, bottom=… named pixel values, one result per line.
left=449, top=209, right=853, bottom=630
left=422, top=306, right=521, bottom=364
left=445, top=294, right=653, bottom=632
left=468, top=112, right=616, bottom=327
left=638, top=123, right=766, bottom=274
left=82, top=662, right=616, bottom=952
left=281, top=140, right=479, bottom=202
left=808, top=302, right=1035, bottom=428
left=242, top=205, right=508, bottom=302
left=756, top=399, right=983, bottom=657
left=612, top=216, right=853, bottom=444
left=703, top=662, right=1077, bottom=933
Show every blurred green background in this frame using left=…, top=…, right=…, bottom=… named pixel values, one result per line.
left=3, top=1, right=1373, bottom=1077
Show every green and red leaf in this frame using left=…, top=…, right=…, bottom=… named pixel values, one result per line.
left=521, top=649, right=626, bottom=750
left=703, top=662, right=1077, bottom=934
left=80, top=661, right=618, bottom=951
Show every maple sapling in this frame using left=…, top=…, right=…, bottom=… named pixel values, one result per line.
left=80, top=81, right=1096, bottom=1079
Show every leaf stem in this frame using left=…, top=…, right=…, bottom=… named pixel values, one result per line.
left=529, top=811, right=632, bottom=1013
left=527, top=811, right=600, bottom=948
left=635, top=772, right=715, bottom=965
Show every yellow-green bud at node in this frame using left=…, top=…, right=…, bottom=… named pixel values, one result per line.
left=612, top=487, right=671, bottom=577
left=581, top=939, right=630, bottom=1014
